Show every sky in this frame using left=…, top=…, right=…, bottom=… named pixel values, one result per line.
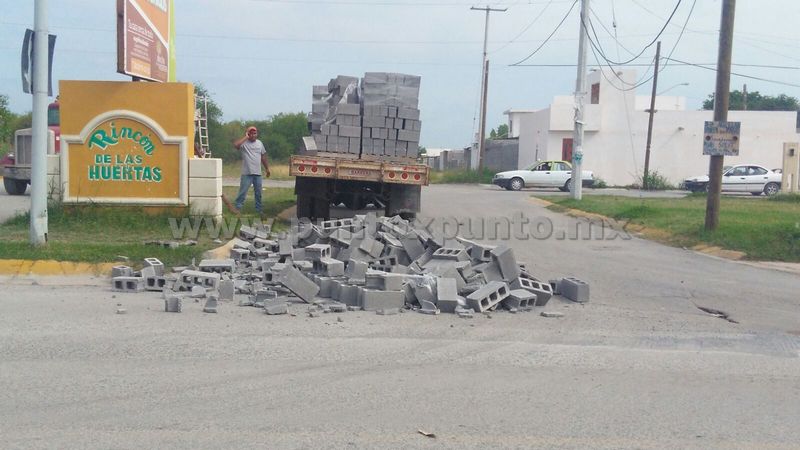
left=2, top=0, right=799, bottom=149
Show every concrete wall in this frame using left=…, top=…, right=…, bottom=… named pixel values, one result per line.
left=513, top=69, right=800, bottom=185
left=483, top=139, right=519, bottom=172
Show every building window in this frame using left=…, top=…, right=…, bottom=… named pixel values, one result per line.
left=590, top=83, right=600, bottom=104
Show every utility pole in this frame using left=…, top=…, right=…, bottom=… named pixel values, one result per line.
left=742, top=83, right=747, bottom=110
left=705, top=0, right=736, bottom=231
left=471, top=5, right=506, bottom=171
left=570, top=0, right=590, bottom=200
left=643, top=41, right=661, bottom=190
left=30, top=0, right=49, bottom=245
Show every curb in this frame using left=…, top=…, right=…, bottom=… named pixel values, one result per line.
left=531, top=195, right=800, bottom=275
left=0, top=259, right=115, bottom=276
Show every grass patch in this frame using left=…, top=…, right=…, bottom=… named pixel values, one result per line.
left=544, top=195, right=800, bottom=262
left=0, top=187, right=297, bottom=266
left=430, top=168, right=495, bottom=184
left=222, top=161, right=294, bottom=181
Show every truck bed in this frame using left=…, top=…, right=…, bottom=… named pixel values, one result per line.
left=289, top=154, right=430, bottom=186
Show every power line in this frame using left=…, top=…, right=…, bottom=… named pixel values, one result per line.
left=589, top=0, right=683, bottom=66
left=490, top=0, right=554, bottom=54
left=665, top=57, right=800, bottom=88
left=509, top=0, right=579, bottom=66
left=248, top=0, right=568, bottom=5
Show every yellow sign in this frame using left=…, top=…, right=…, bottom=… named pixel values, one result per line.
left=62, top=111, right=187, bottom=204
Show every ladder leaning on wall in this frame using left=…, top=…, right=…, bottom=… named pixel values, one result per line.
left=194, top=95, right=211, bottom=158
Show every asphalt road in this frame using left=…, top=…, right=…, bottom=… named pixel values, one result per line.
left=1, top=184, right=799, bottom=449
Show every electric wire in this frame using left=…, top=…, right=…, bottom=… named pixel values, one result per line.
left=490, top=0, right=554, bottom=54
left=509, top=0, right=579, bottom=66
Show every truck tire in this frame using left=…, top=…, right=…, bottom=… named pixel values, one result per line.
left=3, top=178, right=28, bottom=195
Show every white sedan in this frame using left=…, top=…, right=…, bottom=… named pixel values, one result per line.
left=683, top=164, right=782, bottom=196
left=492, top=160, right=594, bottom=192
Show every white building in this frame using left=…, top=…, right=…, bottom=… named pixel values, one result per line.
left=505, top=70, right=799, bottom=186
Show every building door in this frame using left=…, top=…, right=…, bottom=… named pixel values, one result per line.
left=561, top=138, right=573, bottom=162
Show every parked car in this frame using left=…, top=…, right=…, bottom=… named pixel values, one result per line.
left=492, top=160, right=594, bottom=192
left=683, top=164, right=782, bottom=196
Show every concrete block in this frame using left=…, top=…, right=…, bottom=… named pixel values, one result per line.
left=397, top=130, right=420, bottom=142
left=474, top=261, right=504, bottom=283
left=278, top=237, right=293, bottom=256
left=338, top=284, right=361, bottom=307
left=362, top=289, right=405, bottom=311
left=275, top=265, right=319, bottom=303
left=230, top=247, right=250, bottom=261
left=264, top=301, right=289, bottom=315
left=504, top=289, right=536, bottom=310
left=240, top=225, right=270, bottom=240
left=305, top=243, right=331, bottom=260
left=315, top=257, right=345, bottom=277
left=491, top=245, right=521, bottom=281
left=317, top=277, right=335, bottom=298
left=219, top=279, right=235, bottom=300
left=549, top=278, right=562, bottom=295
left=511, top=277, right=553, bottom=307
left=465, top=281, right=509, bottom=313
left=164, top=296, right=182, bottom=313
left=199, top=259, right=236, bottom=274
left=189, top=177, right=223, bottom=197
left=398, top=107, right=420, bottom=120
left=435, top=277, right=461, bottom=313
left=560, top=277, right=590, bottom=303
left=344, top=259, right=369, bottom=283
left=112, top=276, right=144, bottom=292
left=292, top=248, right=307, bottom=261
left=189, top=197, right=223, bottom=217
left=322, top=217, right=357, bottom=232
left=338, top=125, right=361, bottom=138
left=189, top=157, right=222, bottom=178
left=143, top=258, right=165, bottom=276
left=293, top=260, right=314, bottom=273
left=401, top=234, right=425, bottom=260
left=336, top=102, right=360, bottom=116
left=112, top=265, right=133, bottom=278
left=363, top=115, right=386, bottom=128
left=431, top=247, right=469, bottom=262
left=329, top=228, right=353, bottom=247
left=388, top=106, right=398, bottom=117
left=179, top=270, right=221, bottom=291
left=469, top=243, right=495, bottom=262
left=541, top=311, right=564, bottom=318
left=145, top=276, right=167, bottom=291
left=203, top=295, right=219, bottom=313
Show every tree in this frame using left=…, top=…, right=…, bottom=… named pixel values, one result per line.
left=702, top=90, right=799, bottom=111
left=0, top=94, right=25, bottom=157
left=489, top=123, right=509, bottom=139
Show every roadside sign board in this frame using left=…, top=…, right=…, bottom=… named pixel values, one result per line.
left=703, top=121, right=740, bottom=156
left=116, top=0, right=170, bottom=82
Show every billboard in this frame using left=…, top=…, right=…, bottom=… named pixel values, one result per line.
left=116, top=0, right=171, bottom=82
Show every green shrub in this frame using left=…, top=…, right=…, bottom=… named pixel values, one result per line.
left=636, top=170, right=676, bottom=190
left=430, top=168, right=495, bottom=184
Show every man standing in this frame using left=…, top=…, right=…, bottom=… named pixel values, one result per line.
left=233, top=126, right=271, bottom=214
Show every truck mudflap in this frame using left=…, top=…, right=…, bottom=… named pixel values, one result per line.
left=290, top=155, right=429, bottom=186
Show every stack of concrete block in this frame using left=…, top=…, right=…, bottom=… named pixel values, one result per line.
left=360, top=72, right=421, bottom=159
left=309, top=72, right=421, bottom=160
left=109, top=214, right=586, bottom=318
left=311, top=76, right=362, bottom=155
left=188, top=157, right=223, bottom=219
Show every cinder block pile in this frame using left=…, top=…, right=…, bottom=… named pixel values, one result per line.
left=309, top=72, right=422, bottom=160
left=360, top=72, right=421, bottom=159
left=111, top=214, right=589, bottom=316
